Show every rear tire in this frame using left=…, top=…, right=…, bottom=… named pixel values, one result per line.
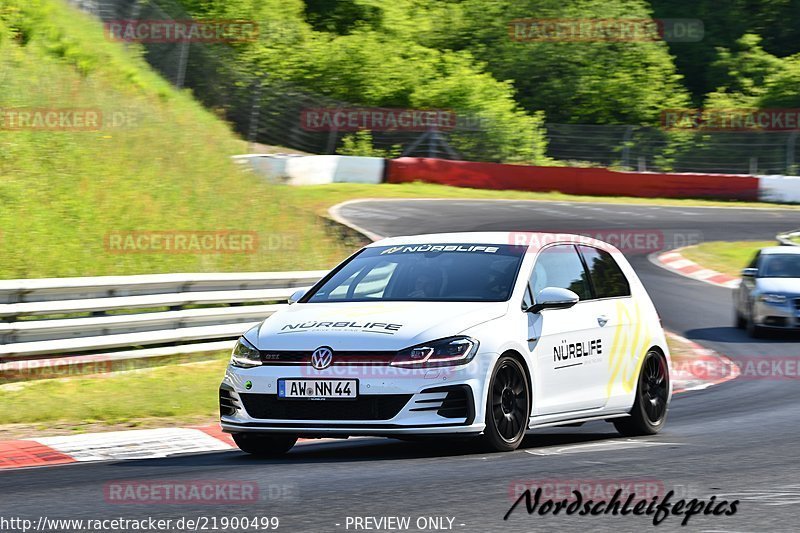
left=481, top=356, right=530, bottom=452
left=232, top=433, right=297, bottom=456
left=614, top=350, right=669, bottom=437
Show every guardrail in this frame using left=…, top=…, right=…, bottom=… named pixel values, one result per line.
left=776, top=229, right=800, bottom=246
left=0, top=271, right=326, bottom=362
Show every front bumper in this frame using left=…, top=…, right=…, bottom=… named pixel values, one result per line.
left=753, top=299, right=800, bottom=328
left=219, top=357, right=494, bottom=436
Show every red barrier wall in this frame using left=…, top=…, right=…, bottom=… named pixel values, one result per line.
left=386, top=158, right=760, bottom=200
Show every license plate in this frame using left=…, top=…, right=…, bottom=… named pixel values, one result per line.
left=278, top=379, right=358, bottom=399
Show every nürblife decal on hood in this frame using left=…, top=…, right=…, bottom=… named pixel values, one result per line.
left=279, top=320, right=403, bottom=334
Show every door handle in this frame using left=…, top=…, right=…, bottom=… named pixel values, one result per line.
left=597, top=315, right=609, bottom=327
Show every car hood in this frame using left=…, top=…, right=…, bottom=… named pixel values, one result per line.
left=248, top=301, right=509, bottom=351
left=756, top=277, right=800, bottom=295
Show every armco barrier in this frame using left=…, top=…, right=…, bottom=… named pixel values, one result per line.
left=0, top=268, right=383, bottom=365
left=386, top=157, right=761, bottom=200
left=0, top=271, right=326, bottom=363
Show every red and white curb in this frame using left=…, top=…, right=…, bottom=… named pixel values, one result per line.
left=652, top=249, right=740, bottom=288
left=667, top=331, right=740, bottom=393
left=0, top=425, right=231, bottom=470
left=0, top=424, right=343, bottom=470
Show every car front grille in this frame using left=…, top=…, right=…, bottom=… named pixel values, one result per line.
left=239, top=393, right=412, bottom=420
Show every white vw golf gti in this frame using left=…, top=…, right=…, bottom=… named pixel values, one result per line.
left=220, top=232, right=671, bottom=454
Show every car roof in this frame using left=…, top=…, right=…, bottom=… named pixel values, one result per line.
left=760, top=246, right=800, bottom=255
left=368, top=232, right=617, bottom=253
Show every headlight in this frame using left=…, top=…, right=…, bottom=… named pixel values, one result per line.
left=759, top=293, right=787, bottom=305
left=230, top=337, right=261, bottom=368
left=391, top=336, right=479, bottom=368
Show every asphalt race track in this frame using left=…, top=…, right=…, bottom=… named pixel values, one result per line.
left=2, top=199, right=800, bottom=532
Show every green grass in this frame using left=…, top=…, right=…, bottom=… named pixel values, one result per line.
left=680, top=241, right=774, bottom=277
left=0, top=353, right=229, bottom=429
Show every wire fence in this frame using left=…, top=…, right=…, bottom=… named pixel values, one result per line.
left=69, top=0, right=800, bottom=175
left=546, top=123, right=799, bottom=175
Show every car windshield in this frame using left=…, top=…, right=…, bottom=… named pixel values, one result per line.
left=760, top=254, right=800, bottom=278
left=306, top=243, right=527, bottom=303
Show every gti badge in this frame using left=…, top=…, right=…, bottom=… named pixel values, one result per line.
left=311, top=346, right=333, bottom=370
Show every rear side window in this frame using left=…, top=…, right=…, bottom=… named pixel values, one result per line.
left=578, top=246, right=631, bottom=298
left=529, top=245, right=592, bottom=301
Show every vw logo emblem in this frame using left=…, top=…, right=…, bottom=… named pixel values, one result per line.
left=311, top=346, right=333, bottom=370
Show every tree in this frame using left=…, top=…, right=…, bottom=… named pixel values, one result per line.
left=355, top=0, right=692, bottom=125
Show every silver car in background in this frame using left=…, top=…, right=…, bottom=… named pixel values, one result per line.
left=735, top=247, right=800, bottom=337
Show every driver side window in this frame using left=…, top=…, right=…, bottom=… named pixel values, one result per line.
left=529, top=245, right=592, bottom=302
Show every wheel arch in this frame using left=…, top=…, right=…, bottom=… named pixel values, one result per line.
left=499, top=349, right=533, bottom=417
left=644, top=344, right=673, bottom=403
left=648, top=344, right=665, bottom=358
left=646, top=344, right=670, bottom=374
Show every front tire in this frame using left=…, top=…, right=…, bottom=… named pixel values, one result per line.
left=734, top=307, right=745, bottom=329
left=481, top=356, right=530, bottom=452
left=746, top=305, right=764, bottom=338
left=614, top=350, right=669, bottom=436
left=232, top=433, right=297, bottom=456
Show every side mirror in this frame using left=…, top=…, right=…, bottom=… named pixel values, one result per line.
left=741, top=268, right=758, bottom=278
left=288, top=289, right=306, bottom=304
left=526, top=287, right=580, bottom=313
